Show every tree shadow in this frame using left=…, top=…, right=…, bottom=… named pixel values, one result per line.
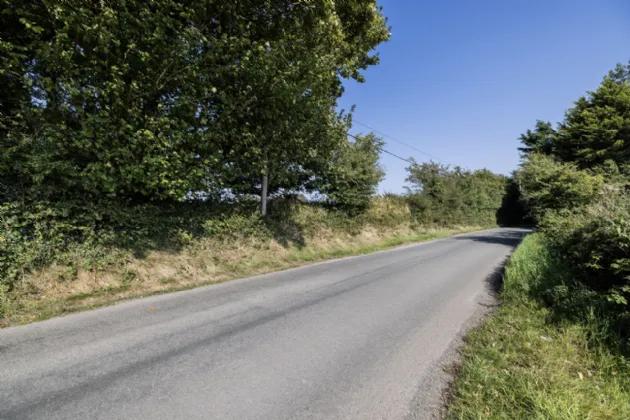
left=484, top=263, right=507, bottom=297
left=453, top=230, right=529, bottom=247
left=495, top=178, right=534, bottom=227
left=264, top=217, right=307, bottom=249
left=265, top=199, right=308, bottom=248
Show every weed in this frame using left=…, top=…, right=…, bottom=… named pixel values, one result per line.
left=447, top=234, right=630, bottom=419
left=0, top=224, right=484, bottom=327
left=118, top=269, right=138, bottom=287
left=159, top=277, right=178, bottom=285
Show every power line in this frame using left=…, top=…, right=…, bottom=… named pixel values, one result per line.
left=380, top=149, right=415, bottom=164
left=347, top=132, right=415, bottom=165
left=353, top=119, right=455, bottom=166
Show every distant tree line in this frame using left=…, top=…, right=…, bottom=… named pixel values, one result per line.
left=404, top=161, right=507, bottom=227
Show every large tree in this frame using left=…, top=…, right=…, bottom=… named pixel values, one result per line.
left=0, top=0, right=390, bottom=204
left=555, top=75, right=630, bottom=169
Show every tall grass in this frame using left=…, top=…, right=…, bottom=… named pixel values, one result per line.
left=447, top=234, right=630, bottom=419
left=0, top=195, right=486, bottom=327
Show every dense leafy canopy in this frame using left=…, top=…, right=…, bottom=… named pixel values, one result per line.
left=556, top=77, right=630, bottom=169
left=405, top=161, right=506, bottom=226
left=517, top=154, right=603, bottom=219
left=0, top=0, right=390, bottom=203
left=516, top=61, right=630, bottom=310
left=518, top=120, right=556, bottom=157
left=0, top=0, right=393, bottom=290
left=317, top=133, right=385, bottom=212
left=516, top=64, right=630, bottom=172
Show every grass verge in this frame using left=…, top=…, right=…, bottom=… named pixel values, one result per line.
left=1, top=225, right=481, bottom=328
left=446, top=233, right=630, bottom=419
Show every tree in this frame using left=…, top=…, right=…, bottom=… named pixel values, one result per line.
left=404, top=161, right=506, bottom=225
left=0, top=0, right=390, bottom=205
left=216, top=1, right=390, bottom=205
left=516, top=154, right=603, bottom=220
left=317, top=133, right=385, bottom=212
left=518, top=121, right=557, bottom=157
left=554, top=76, right=630, bottom=169
left=607, top=61, right=630, bottom=84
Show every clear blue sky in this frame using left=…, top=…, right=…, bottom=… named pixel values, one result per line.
left=339, top=0, right=630, bottom=193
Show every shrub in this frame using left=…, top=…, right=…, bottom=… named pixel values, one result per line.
left=202, top=214, right=272, bottom=242
left=517, top=154, right=603, bottom=220
left=0, top=200, right=254, bottom=288
left=541, top=193, right=630, bottom=308
left=404, top=162, right=505, bottom=226
left=0, top=195, right=420, bottom=293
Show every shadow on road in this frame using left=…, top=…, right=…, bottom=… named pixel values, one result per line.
left=451, top=230, right=531, bottom=298
left=483, top=264, right=506, bottom=297
left=453, top=230, right=528, bottom=247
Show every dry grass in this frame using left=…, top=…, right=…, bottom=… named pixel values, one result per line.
left=1, top=224, right=481, bottom=327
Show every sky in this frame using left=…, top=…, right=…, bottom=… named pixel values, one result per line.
left=338, top=0, right=630, bottom=193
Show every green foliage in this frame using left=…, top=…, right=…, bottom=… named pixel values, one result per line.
left=202, top=214, right=272, bottom=242
left=0, top=0, right=390, bottom=203
left=0, top=200, right=267, bottom=286
left=0, top=0, right=394, bottom=292
left=405, top=161, right=506, bottom=226
left=556, top=76, right=630, bottom=169
left=317, top=133, right=385, bottom=213
left=517, top=62, right=630, bottom=176
left=448, top=60, right=630, bottom=420
left=0, top=196, right=412, bottom=292
left=448, top=234, right=630, bottom=419
left=512, top=60, right=630, bottom=348
left=540, top=194, right=630, bottom=307
left=517, top=154, right=603, bottom=220
left=518, top=120, right=557, bottom=157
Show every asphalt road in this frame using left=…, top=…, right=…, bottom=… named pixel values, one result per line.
left=0, top=228, right=527, bottom=420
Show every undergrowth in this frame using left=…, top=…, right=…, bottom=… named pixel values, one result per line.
left=0, top=195, right=486, bottom=327
left=447, top=234, right=630, bottom=419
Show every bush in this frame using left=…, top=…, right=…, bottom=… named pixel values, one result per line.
left=447, top=234, right=630, bottom=419
left=0, top=195, right=420, bottom=293
left=202, top=214, right=272, bottom=242
left=541, top=193, right=630, bottom=308
left=0, top=200, right=259, bottom=288
left=404, top=162, right=506, bottom=226
left=517, top=154, right=603, bottom=221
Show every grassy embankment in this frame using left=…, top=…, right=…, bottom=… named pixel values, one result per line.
left=447, top=233, right=630, bottom=419
left=0, top=197, right=486, bottom=327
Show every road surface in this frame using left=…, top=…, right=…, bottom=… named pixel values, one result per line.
left=0, top=228, right=527, bottom=420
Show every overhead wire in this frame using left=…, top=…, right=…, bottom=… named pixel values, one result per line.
left=352, top=119, right=455, bottom=166
left=347, top=133, right=415, bottom=165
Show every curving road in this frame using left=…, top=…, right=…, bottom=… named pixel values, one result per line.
left=0, top=228, right=527, bottom=420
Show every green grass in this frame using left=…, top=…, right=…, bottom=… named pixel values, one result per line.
left=447, top=234, right=630, bottom=419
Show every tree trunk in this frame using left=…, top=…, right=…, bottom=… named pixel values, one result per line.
left=261, top=171, right=268, bottom=216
